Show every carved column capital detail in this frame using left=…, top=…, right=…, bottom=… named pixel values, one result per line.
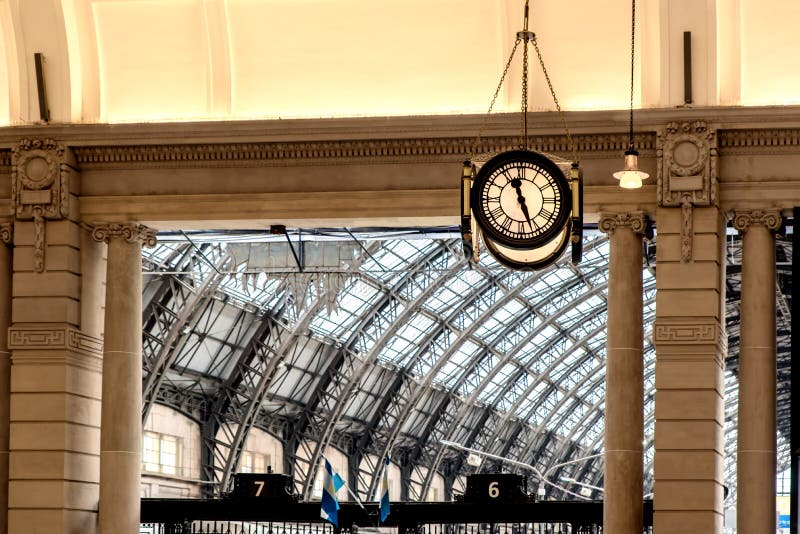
left=89, top=223, right=157, bottom=248
left=731, top=209, right=782, bottom=233
left=598, top=211, right=648, bottom=235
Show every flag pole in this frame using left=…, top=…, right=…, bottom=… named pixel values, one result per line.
left=321, top=454, right=366, bottom=510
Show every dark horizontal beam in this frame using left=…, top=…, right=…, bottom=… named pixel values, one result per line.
left=141, top=499, right=654, bottom=529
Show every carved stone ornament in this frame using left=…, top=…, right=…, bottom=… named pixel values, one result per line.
left=90, top=223, right=157, bottom=248
left=0, top=223, right=12, bottom=245
left=11, top=139, right=77, bottom=272
left=656, top=121, right=718, bottom=263
left=731, top=209, right=782, bottom=233
left=598, top=211, right=648, bottom=235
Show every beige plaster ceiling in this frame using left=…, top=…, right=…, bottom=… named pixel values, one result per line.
left=0, top=0, right=798, bottom=125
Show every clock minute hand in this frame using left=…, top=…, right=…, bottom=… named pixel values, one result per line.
left=510, top=178, right=532, bottom=224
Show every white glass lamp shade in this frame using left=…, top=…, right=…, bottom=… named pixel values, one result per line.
left=613, top=150, right=649, bottom=189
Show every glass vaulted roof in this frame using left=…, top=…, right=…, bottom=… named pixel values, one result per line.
left=140, top=227, right=791, bottom=505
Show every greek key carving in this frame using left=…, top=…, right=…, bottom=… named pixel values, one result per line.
left=598, top=211, right=647, bottom=235
left=653, top=319, right=727, bottom=357
left=8, top=327, right=104, bottom=357
left=731, top=209, right=782, bottom=233
left=90, top=223, right=157, bottom=248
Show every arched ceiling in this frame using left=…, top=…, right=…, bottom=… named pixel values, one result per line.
left=3, top=0, right=800, bottom=124
left=140, top=226, right=793, bottom=503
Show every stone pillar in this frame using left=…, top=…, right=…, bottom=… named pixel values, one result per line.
left=653, top=122, right=726, bottom=534
left=599, top=212, right=646, bottom=534
left=7, top=139, right=105, bottom=534
left=92, top=224, right=155, bottom=534
left=0, top=224, right=13, bottom=534
left=732, top=209, right=781, bottom=534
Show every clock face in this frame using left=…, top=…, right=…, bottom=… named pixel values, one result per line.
left=471, top=150, right=571, bottom=250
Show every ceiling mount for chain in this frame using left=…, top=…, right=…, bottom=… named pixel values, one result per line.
left=469, top=0, right=578, bottom=164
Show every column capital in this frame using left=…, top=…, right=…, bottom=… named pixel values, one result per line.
left=88, top=222, right=157, bottom=248
left=731, top=209, right=782, bottom=233
left=598, top=211, right=648, bottom=235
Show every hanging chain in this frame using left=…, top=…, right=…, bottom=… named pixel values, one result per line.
left=521, top=40, right=529, bottom=149
left=628, top=0, right=636, bottom=150
left=531, top=36, right=578, bottom=163
left=469, top=39, right=521, bottom=159
left=520, top=0, right=531, bottom=149
left=470, top=0, right=580, bottom=164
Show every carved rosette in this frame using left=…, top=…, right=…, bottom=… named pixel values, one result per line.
left=11, top=139, right=77, bottom=272
left=656, top=121, right=718, bottom=263
left=731, top=209, right=782, bottom=233
left=90, top=223, right=157, bottom=248
left=0, top=222, right=12, bottom=245
left=657, top=121, right=718, bottom=208
left=598, top=212, right=648, bottom=235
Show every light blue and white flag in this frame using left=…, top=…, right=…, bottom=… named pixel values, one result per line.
left=379, top=456, right=391, bottom=523
left=320, top=458, right=341, bottom=527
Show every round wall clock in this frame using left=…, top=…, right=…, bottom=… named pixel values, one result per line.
left=470, top=150, right=572, bottom=250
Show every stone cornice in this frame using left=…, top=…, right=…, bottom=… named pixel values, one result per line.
left=70, top=133, right=654, bottom=170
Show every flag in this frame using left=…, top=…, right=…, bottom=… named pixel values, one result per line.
left=320, top=458, right=341, bottom=527
left=379, top=456, right=391, bottom=523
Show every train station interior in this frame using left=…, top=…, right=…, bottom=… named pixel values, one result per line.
left=0, top=1, right=798, bottom=533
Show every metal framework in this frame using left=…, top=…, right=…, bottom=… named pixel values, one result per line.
left=139, top=226, right=792, bottom=507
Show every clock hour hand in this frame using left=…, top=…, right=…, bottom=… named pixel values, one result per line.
left=510, top=178, right=532, bottom=224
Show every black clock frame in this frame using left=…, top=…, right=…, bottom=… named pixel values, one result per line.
left=471, top=150, right=572, bottom=250
left=483, top=219, right=572, bottom=271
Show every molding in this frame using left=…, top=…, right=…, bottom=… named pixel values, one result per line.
left=653, top=319, right=727, bottom=363
left=71, top=133, right=655, bottom=169
left=8, top=326, right=104, bottom=371
left=90, top=222, right=157, bottom=247
left=598, top=211, right=648, bottom=235
left=731, top=209, right=782, bottom=233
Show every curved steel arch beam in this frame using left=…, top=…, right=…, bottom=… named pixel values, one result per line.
left=421, top=314, right=611, bottom=494
left=142, top=251, right=232, bottom=422
left=394, top=246, right=615, bottom=496
left=200, top=314, right=278, bottom=494
left=296, top=244, right=459, bottom=499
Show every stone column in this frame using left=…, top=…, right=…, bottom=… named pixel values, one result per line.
left=7, top=139, right=105, bottom=534
left=600, top=212, right=646, bottom=534
left=92, top=223, right=156, bottom=534
left=653, top=122, right=726, bottom=534
left=732, top=209, right=781, bottom=534
left=0, top=224, right=12, bottom=534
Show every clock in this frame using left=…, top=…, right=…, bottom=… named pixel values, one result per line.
left=470, top=150, right=572, bottom=250
left=483, top=219, right=572, bottom=271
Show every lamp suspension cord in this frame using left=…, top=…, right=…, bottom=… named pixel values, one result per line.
left=628, top=0, right=636, bottom=150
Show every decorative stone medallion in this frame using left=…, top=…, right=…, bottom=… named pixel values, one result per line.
left=11, top=139, right=78, bottom=272
left=657, top=121, right=718, bottom=263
